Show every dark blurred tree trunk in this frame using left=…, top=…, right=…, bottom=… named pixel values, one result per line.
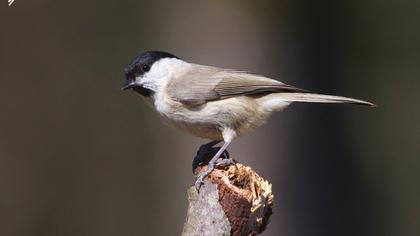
left=277, top=1, right=376, bottom=236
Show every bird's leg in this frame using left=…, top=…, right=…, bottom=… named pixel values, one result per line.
left=195, top=141, right=231, bottom=191
left=192, top=140, right=230, bottom=173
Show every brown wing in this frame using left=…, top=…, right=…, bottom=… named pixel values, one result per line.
left=214, top=73, right=307, bottom=98
left=167, top=64, right=306, bottom=106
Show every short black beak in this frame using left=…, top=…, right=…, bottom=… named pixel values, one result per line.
left=121, top=80, right=137, bottom=91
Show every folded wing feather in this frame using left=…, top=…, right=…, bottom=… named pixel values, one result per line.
left=167, top=64, right=305, bottom=106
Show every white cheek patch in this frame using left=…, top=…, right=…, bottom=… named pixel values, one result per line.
left=148, top=61, right=170, bottom=78
left=137, top=58, right=185, bottom=93
left=135, top=70, right=160, bottom=91
left=141, top=81, right=156, bottom=91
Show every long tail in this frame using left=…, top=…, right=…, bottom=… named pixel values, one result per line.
left=279, top=92, right=375, bottom=106
left=259, top=92, right=375, bottom=112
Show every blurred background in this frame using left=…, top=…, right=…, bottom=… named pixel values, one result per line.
left=0, top=0, right=419, bottom=235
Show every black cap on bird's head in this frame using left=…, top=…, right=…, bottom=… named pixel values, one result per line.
left=122, top=51, right=178, bottom=96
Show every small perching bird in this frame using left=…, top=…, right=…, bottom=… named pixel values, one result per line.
left=122, top=51, right=374, bottom=190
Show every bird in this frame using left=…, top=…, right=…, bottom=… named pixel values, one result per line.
left=122, top=51, right=374, bottom=190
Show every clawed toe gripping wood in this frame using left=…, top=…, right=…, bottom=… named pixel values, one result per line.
left=182, top=162, right=274, bottom=236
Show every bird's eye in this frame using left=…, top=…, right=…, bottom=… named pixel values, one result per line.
left=142, top=64, right=150, bottom=72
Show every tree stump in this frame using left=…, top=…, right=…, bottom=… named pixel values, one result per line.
left=182, top=162, right=273, bottom=236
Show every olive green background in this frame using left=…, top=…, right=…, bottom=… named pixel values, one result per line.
left=0, top=0, right=419, bottom=235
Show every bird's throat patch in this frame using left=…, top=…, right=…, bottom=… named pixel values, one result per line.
left=133, top=86, right=154, bottom=97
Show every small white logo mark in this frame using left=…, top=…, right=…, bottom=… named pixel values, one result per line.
left=8, top=0, right=15, bottom=6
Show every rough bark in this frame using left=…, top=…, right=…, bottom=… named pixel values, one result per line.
left=182, top=162, right=273, bottom=236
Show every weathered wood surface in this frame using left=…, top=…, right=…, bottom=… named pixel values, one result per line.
left=182, top=163, right=273, bottom=236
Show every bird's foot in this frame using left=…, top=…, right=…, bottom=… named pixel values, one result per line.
left=194, top=157, right=236, bottom=192
left=194, top=175, right=205, bottom=191
left=193, top=141, right=235, bottom=192
left=194, top=164, right=215, bottom=192
left=216, top=158, right=236, bottom=168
